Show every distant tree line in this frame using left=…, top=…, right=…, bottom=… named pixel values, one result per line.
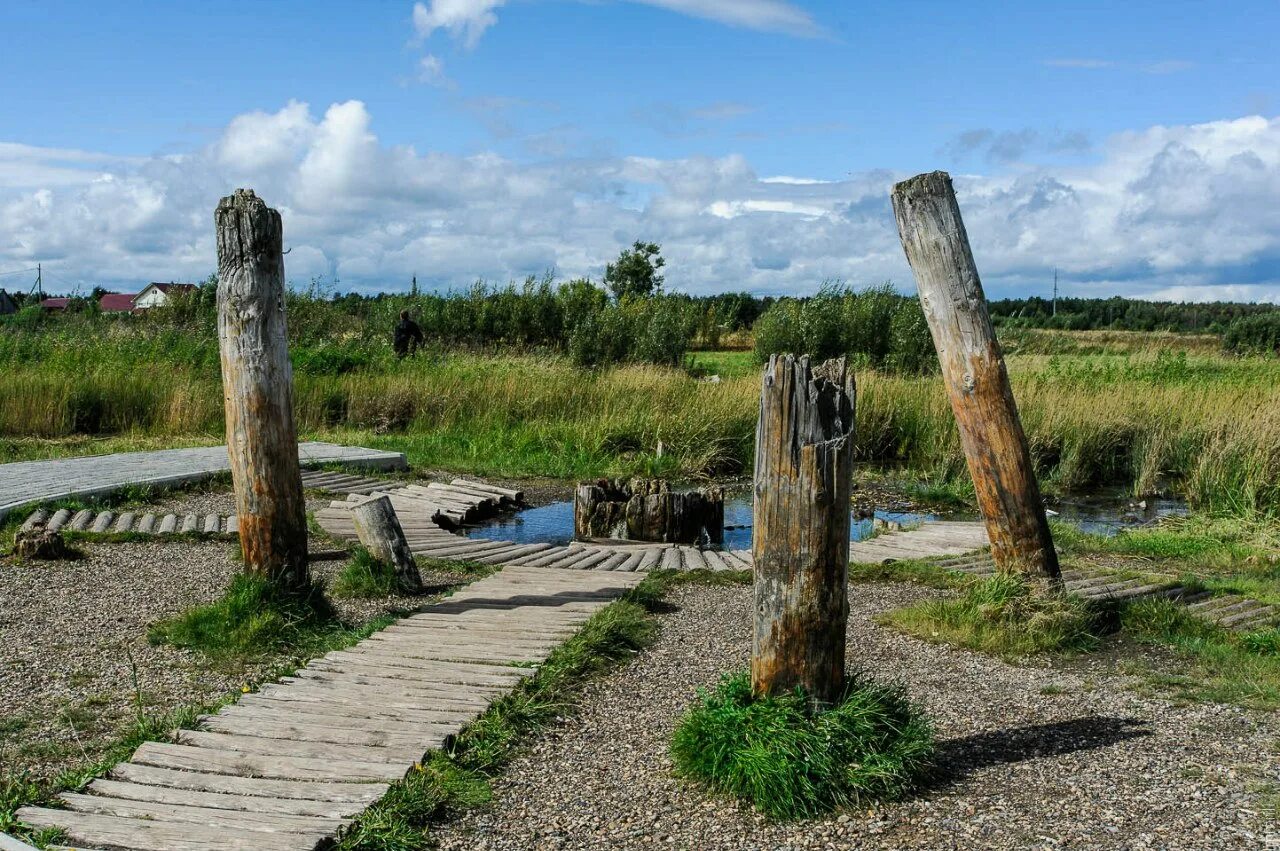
left=989, top=295, right=1278, bottom=334
left=11, top=242, right=1280, bottom=370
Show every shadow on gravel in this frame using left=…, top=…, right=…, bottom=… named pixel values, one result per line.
left=925, top=716, right=1151, bottom=789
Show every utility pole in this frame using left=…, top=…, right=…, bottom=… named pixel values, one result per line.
left=1052, top=267, right=1058, bottom=317
left=36, top=263, right=42, bottom=302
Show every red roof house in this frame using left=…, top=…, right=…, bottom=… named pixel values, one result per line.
left=40, top=297, right=70, bottom=311
left=99, top=293, right=139, bottom=313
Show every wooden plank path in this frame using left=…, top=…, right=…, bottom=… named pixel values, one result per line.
left=0, top=443, right=407, bottom=526
left=315, top=502, right=990, bottom=573
left=927, top=553, right=1279, bottom=632
left=16, top=565, right=643, bottom=851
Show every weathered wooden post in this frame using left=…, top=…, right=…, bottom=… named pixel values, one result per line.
left=351, top=495, right=423, bottom=592
left=891, top=171, right=1060, bottom=589
left=751, top=355, right=856, bottom=707
left=215, top=188, right=309, bottom=589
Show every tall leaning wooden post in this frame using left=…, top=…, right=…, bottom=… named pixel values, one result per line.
left=216, top=188, right=310, bottom=590
left=891, top=171, right=1060, bottom=590
left=752, top=354, right=856, bottom=707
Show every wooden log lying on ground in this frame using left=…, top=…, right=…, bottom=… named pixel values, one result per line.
left=452, top=479, right=523, bottom=504
left=215, top=188, right=309, bottom=588
left=350, top=496, right=423, bottom=592
left=751, top=355, right=856, bottom=708
left=891, top=171, right=1060, bottom=591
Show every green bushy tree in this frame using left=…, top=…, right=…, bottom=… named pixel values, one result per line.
left=604, top=241, right=665, bottom=301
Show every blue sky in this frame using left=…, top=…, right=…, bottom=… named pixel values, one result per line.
left=1, top=0, right=1278, bottom=300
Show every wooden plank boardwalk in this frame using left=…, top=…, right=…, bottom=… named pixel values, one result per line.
left=16, top=565, right=643, bottom=851
left=315, top=502, right=990, bottom=573
left=0, top=443, right=407, bottom=526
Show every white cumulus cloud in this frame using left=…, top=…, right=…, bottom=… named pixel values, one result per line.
left=412, top=0, right=505, bottom=48
left=2, top=103, right=1279, bottom=302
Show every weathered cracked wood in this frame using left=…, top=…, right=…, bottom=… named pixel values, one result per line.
left=891, top=171, right=1060, bottom=590
left=216, top=188, right=309, bottom=588
left=350, top=495, right=423, bottom=592
left=575, top=478, right=724, bottom=544
left=751, top=354, right=856, bottom=707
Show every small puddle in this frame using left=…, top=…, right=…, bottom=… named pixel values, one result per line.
left=466, top=492, right=940, bottom=549
left=465, top=488, right=1191, bottom=548
left=1046, top=493, right=1189, bottom=536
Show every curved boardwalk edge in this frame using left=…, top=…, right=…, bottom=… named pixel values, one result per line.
left=15, top=566, right=643, bottom=851
left=0, top=442, right=407, bottom=525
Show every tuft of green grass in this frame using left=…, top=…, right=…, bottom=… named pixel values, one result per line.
left=884, top=575, right=1101, bottom=656
left=147, top=574, right=347, bottom=659
left=334, top=755, right=490, bottom=851
left=669, top=671, right=934, bottom=820
left=848, top=558, right=970, bottom=589
left=1120, top=598, right=1280, bottom=708
left=331, top=548, right=401, bottom=599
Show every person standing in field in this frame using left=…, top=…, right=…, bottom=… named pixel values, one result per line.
left=393, top=309, right=424, bottom=358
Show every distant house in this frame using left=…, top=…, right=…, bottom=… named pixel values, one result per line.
left=99, top=293, right=139, bottom=314
left=0, top=290, right=16, bottom=315
left=134, top=282, right=197, bottom=310
left=40, top=297, right=70, bottom=312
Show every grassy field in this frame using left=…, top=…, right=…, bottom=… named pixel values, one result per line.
left=2, top=323, right=1279, bottom=513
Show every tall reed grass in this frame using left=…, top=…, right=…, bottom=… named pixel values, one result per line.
left=3, top=330, right=1278, bottom=512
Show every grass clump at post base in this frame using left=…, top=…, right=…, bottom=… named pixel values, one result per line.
left=147, top=573, right=343, bottom=658
left=670, top=672, right=934, bottom=820
left=883, top=574, right=1100, bottom=656
left=331, top=547, right=401, bottom=599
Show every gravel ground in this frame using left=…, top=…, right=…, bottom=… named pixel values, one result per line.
left=437, top=582, right=1280, bottom=851
left=0, top=487, right=475, bottom=783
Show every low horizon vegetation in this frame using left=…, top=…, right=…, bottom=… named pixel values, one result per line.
left=3, top=275, right=1279, bottom=514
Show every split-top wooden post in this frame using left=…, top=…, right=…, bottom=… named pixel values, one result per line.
left=751, top=354, right=856, bottom=707
left=891, top=171, right=1059, bottom=590
left=215, top=188, right=309, bottom=589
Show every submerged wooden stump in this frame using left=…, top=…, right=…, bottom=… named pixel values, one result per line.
left=574, top=478, right=724, bottom=545
left=351, top=495, right=423, bottom=592
left=751, top=355, right=856, bottom=707
left=215, top=188, right=309, bottom=589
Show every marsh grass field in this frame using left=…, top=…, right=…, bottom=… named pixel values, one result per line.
left=3, top=314, right=1279, bottom=514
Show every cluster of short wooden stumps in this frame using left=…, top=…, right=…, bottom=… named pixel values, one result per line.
left=574, top=477, right=725, bottom=545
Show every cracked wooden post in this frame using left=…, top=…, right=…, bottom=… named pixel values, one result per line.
left=891, top=171, right=1060, bottom=590
left=216, top=188, right=309, bottom=589
left=751, top=354, right=856, bottom=707
left=351, top=495, right=423, bottom=592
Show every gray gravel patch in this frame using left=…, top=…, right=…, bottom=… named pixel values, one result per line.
left=0, top=511, right=474, bottom=783
left=436, top=582, right=1280, bottom=850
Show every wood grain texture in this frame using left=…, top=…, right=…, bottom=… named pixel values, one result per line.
left=216, top=188, right=309, bottom=587
left=350, top=495, right=423, bottom=591
left=891, top=171, right=1060, bottom=589
left=751, top=354, right=856, bottom=706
